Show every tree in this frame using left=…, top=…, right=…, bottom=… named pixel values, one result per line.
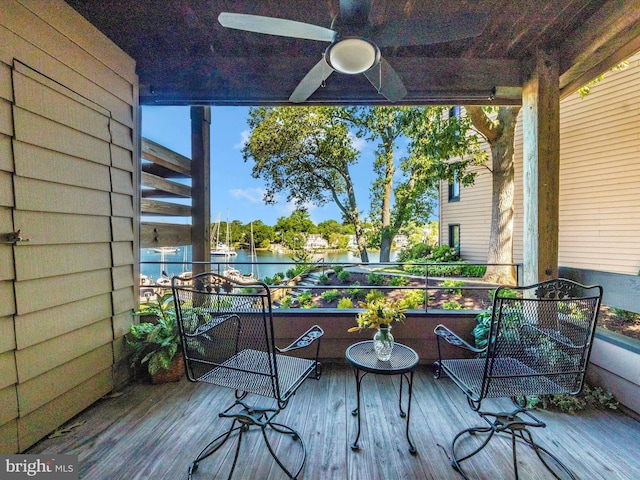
left=465, top=106, right=521, bottom=285
left=243, top=107, right=371, bottom=261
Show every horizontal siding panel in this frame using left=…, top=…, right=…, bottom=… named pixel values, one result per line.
left=15, top=293, right=112, bottom=350
left=17, top=369, right=112, bottom=451
left=112, top=286, right=135, bottom=316
left=112, top=311, right=133, bottom=341
left=0, top=385, right=18, bottom=425
left=13, top=141, right=111, bottom=191
left=112, top=264, right=134, bottom=291
left=110, top=119, right=133, bottom=151
left=0, top=282, right=15, bottom=317
left=0, top=61, right=12, bottom=102
left=13, top=108, right=111, bottom=165
left=0, top=171, right=13, bottom=207
left=13, top=211, right=111, bottom=245
left=0, top=135, right=12, bottom=172
left=14, top=243, right=111, bottom=281
left=17, top=344, right=112, bottom=415
left=0, top=245, right=13, bottom=281
left=15, top=318, right=112, bottom=382
left=13, top=71, right=110, bottom=141
left=0, top=351, right=17, bottom=390
left=110, top=144, right=134, bottom=172
left=0, top=1, right=133, bottom=105
left=0, top=316, right=15, bottom=353
left=112, top=241, right=134, bottom=267
left=112, top=217, right=134, bottom=242
left=111, top=193, right=134, bottom=218
left=14, top=269, right=112, bottom=315
left=0, top=98, right=12, bottom=136
left=14, top=177, right=111, bottom=216
left=0, top=418, right=18, bottom=454
left=111, top=167, right=134, bottom=196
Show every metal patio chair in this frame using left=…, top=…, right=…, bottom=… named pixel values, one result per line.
left=171, top=272, right=323, bottom=479
left=433, top=278, right=602, bottom=479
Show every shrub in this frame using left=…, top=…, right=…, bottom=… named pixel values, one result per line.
left=347, top=282, right=366, bottom=300
left=279, top=296, right=293, bottom=309
left=461, top=264, right=487, bottom=278
left=399, top=290, right=425, bottom=309
left=428, top=245, right=460, bottom=262
left=264, top=274, right=282, bottom=285
left=337, top=270, right=351, bottom=283
left=398, top=243, right=432, bottom=262
left=321, top=289, right=341, bottom=303
left=337, top=297, right=353, bottom=309
left=389, top=276, right=409, bottom=286
left=333, top=265, right=344, bottom=274
left=367, top=272, right=385, bottom=286
left=442, top=300, right=462, bottom=310
left=318, top=273, right=330, bottom=285
left=297, top=291, right=315, bottom=308
left=610, top=307, right=640, bottom=323
left=365, top=289, right=385, bottom=303
left=525, top=385, right=618, bottom=414
left=441, top=279, right=464, bottom=296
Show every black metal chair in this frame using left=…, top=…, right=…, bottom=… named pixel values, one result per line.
left=433, top=278, right=602, bottom=480
left=171, top=272, right=323, bottom=479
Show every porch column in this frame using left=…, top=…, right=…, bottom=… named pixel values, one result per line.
left=522, top=48, right=560, bottom=285
left=191, top=106, right=211, bottom=275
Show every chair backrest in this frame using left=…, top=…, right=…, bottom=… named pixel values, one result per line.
left=482, top=278, right=602, bottom=399
left=171, top=272, right=282, bottom=400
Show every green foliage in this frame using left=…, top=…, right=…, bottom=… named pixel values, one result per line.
left=263, top=273, right=283, bottom=285
left=367, top=272, right=385, bottom=286
left=398, top=243, right=432, bottom=262
left=389, top=276, right=409, bottom=287
left=461, top=264, right=487, bottom=277
left=365, top=289, right=385, bottom=303
left=429, top=245, right=460, bottom=262
left=337, top=270, right=351, bottom=283
left=525, top=385, right=619, bottom=414
left=347, top=282, right=366, bottom=300
left=399, top=290, right=425, bottom=309
left=286, top=265, right=306, bottom=279
left=473, top=310, right=493, bottom=350
left=297, top=291, right=315, bottom=309
left=441, top=279, right=464, bottom=296
left=127, top=293, right=180, bottom=376
left=318, top=273, right=330, bottom=285
left=442, top=300, right=463, bottom=310
left=279, top=296, right=293, bottom=309
left=333, top=265, right=344, bottom=274
left=321, top=289, right=341, bottom=303
left=610, top=307, right=640, bottom=323
left=337, top=297, right=354, bottom=309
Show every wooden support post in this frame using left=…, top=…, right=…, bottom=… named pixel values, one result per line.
left=191, top=106, right=211, bottom=276
left=522, top=48, right=560, bottom=285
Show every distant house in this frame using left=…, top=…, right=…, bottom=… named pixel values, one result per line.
left=439, top=51, right=640, bottom=278
left=345, top=235, right=359, bottom=250
left=304, top=234, right=329, bottom=250
left=393, top=234, right=409, bottom=249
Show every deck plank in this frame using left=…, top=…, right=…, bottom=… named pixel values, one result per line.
left=27, top=363, right=640, bottom=480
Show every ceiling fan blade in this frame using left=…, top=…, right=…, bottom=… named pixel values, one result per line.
left=370, top=12, right=489, bottom=47
left=340, top=0, right=372, bottom=26
left=289, top=57, right=335, bottom=103
left=218, top=12, right=336, bottom=42
left=363, top=57, right=407, bottom=103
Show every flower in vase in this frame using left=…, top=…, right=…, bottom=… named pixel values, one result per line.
left=348, top=298, right=406, bottom=332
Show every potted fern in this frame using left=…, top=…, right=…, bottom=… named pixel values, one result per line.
left=127, top=292, right=184, bottom=383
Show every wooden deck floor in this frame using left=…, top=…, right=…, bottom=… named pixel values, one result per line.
left=28, top=363, right=640, bottom=480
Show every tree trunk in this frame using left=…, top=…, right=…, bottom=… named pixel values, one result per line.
left=379, top=144, right=394, bottom=263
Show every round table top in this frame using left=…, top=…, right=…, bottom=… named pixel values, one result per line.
left=346, top=341, right=419, bottom=375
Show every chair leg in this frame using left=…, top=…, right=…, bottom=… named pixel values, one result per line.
left=188, top=401, right=306, bottom=479
left=449, top=408, right=579, bottom=480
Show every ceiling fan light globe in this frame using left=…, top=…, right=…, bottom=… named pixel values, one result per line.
left=327, top=38, right=378, bottom=74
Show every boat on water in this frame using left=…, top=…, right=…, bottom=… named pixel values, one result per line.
left=210, top=243, right=237, bottom=257
left=153, top=247, right=179, bottom=254
left=210, top=212, right=237, bottom=257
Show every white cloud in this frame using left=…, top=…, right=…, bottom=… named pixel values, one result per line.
left=277, top=200, right=317, bottom=215
left=229, top=187, right=265, bottom=203
left=348, top=131, right=367, bottom=152
left=234, top=129, right=250, bottom=149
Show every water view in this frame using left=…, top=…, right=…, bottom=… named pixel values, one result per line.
left=140, top=247, right=398, bottom=282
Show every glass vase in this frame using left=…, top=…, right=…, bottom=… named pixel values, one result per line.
left=373, top=325, right=394, bottom=361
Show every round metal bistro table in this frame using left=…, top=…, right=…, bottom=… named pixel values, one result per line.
left=346, top=340, right=419, bottom=454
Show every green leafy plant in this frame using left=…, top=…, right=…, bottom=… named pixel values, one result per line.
left=443, top=300, right=462, bottom=310
left=279, top=295, right=293, bottom=309
left=337, top=270, right=351, bottom=283
left=441, top=279, right=464, bottom=296
left=610, top=307, right=640, bottom=323
left=337, top=297, right=354, bottom=309
left=524, top=385, right=619, bottom=414
left=399, top=290, right=425, bottom=309
left=333, top=265, right=344, bottom=274
left=321, top=289, right=341, bottom=303
left=318, top=273, right=330, bottom=285
left=389, top=276, right=409, bottom=287
left=366, top=273, right=385, bottom=286
left=127, top=293, right=180, bottom=376
left=297, top=291, right=315, bottom=308
left=365, top=289, right=385, bottom=303
left=347, top=282, right=366, bottom=300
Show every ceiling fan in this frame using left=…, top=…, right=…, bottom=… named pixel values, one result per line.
left=218, top=0, right=487, bottom=103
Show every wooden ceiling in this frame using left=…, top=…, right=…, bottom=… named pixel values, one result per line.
left=65, top=0, right=640, bottom=106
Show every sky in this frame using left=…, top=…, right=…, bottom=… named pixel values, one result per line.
left=141, top=106, right=381, bottom=226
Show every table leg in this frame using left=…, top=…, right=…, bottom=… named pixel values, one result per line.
left=405, top=370, right=416, bottom=454
left=350, top=368, right=364, bottom=451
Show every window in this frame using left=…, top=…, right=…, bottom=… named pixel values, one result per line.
left=448, top=224, right=460, bottom=255
left=448, top=174, right=460, bottom=202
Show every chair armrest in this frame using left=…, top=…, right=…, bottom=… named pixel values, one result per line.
left=520, top=324, right=584, bottom=349
left=277, top=325, right=324, bottom=353
left=434, top=324, right=484, bottom=354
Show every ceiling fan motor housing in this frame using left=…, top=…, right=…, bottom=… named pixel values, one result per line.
left=325, top=37, right=380, bottom=74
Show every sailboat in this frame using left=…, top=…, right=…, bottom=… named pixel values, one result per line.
left=210, top=213, right=237, bottom=257
left=223, top=222, right=259, bottom=281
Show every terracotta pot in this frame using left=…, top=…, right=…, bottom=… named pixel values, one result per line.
left=151, top=352, right=185, bottom=384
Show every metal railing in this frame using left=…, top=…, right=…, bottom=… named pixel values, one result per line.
left=139, top=259, right=520, bottom=313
